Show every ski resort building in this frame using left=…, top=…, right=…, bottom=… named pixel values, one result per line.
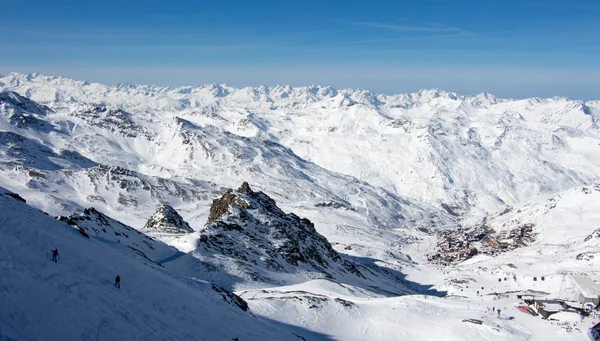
left=571, top=275, right=600, bottom=306
left=533, top=300, right=565, bottom=319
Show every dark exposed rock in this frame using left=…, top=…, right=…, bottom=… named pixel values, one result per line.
left=585, top=228, right=600, bottom=242
left=77, top=226, right=90, bottom=238
left=6, top=192, right=26, bottom=203
left=334, top=297, right=355, bottom=307
left=388, top=118, right=413, bottom=132
left=144, top=204, right=193, bottom=233
left=417, top=227, right=430, bottom=234
left=211, top=284, right=249, bottom=311
left=211, top=221, right=243, bottom=231
left=55, top=215, right=76, bottom=225
left=197, top=183, right=364, bottom=284
left=499, top=207, right=512, bottom=216
left=440, top=203, right=460, bottom=217
left=577, top=252, right=595, bottom=261
left=238, top=181, right=253, bottom=195
left=206, top=191, right=250, bottom=225
left=28, top=170, right=45, bottom=178
left=71, top=104, right=141, bottom=138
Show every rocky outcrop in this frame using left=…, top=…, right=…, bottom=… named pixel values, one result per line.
left=58, top=207, right=177, bottom=262
left=196, top=182, right=363, bottom=284
left=238, top=181, right=252, bottom=195
left=60, top=207, right=147, bottom=241
left=5, top=192, right=26, bottom=203
left=206, top=190, right=250, bottom=225
left=144, top=204, right=193, bottom=233
left=585, top=228, right=600, bottom=242
left=0, top=91, right=54, bottom=132
left=71, top=104, right=141, bottom=137
left=211, top=284, right=248, bottom=311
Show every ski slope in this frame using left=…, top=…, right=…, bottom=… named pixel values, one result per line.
left=239, top=279, right=590, bottom=341
left=0, top=187, right=324, bottom=341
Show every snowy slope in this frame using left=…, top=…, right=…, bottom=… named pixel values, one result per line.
left=1, top=72, right=600, bottom=340
left=0, top=187, right=325, bottom=341
left=0, top=81, right=455, bottom=270
left=240, top=281, right=531, bottom=341
left=396, top=184, right=600, bottom=292
left=458, top=184, right=600, bottom=281
left=393, top=185, right=600, bottom=334
left=2, top=72, right=599, bottom=221
left=238, top=277, right=599, bottom=341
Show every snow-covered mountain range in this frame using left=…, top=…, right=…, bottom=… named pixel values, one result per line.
left=2, top=72, right=600, bottom=340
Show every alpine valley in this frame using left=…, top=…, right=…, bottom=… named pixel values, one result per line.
left=1, top=72, right=600, bottom=340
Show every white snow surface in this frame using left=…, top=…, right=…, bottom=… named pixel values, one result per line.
left=2, top=72, right=600, bottom=221
left=1, top=72, right=600, bottom=340
left=0, top=187, right=323, bottom=341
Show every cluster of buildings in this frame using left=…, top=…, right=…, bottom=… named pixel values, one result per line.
left=520, top=275, right=600, bottom=321
left=428, top=223, right=535, bottom=266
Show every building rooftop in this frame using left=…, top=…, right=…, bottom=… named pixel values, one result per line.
left=571, top=276, right=600, bottom=297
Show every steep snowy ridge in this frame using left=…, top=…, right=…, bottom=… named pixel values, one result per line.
left=195, top=182, right=424, bottom=294
left=0, top=90, right=53, bottom=132
left=60, top=206, right=180, bottom=262
left=197, top=182, right=364, bottom=284
left=0, top=163, right=221, bottom=229
left=0, top=187, right=322, bottom=340
left=0, top=131, right=96, bottom=170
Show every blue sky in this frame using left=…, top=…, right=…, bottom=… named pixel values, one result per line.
left=1, top=0, right=599, bottom=99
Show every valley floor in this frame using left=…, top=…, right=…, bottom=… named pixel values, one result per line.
left=237, top=233, right=600, bottom=341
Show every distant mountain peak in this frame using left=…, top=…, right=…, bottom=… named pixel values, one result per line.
left=1, top=72, right=596, bottom=118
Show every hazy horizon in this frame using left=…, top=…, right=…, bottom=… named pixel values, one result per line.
left=2, top=0, right=599, bottom=100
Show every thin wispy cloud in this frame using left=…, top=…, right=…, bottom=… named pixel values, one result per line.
left=338, top=33, right=471, bottom=45
left=354, top=21, right=470, bottom=34
left=340, top=25, right=575, bottom=46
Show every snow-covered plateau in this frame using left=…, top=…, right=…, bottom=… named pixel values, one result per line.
left=1, top=72, right=600, bottom=340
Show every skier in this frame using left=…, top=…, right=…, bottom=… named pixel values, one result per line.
left=114, top=275, right=120, bottom=289
left=51, top=249, right=59, bottom=263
